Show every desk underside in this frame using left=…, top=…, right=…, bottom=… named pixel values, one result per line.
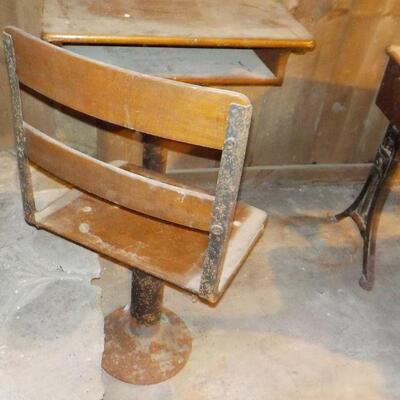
left=64, top=45, right=278, bottom=85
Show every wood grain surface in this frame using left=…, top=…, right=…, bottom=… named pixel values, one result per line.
left=5, top=26, right=250, bottom=150
left=42, top=0, right=314, bottom=48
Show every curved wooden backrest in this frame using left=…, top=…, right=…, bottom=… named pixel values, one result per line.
left=4, top=26, right=250, bottom=150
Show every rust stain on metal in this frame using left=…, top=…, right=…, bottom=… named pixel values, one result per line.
left=3, top=33, right=36, bottom=224
left=102, top=306, right=192, bottom=385
left=199, top=103, right=252, bottom=300
left=131, top=269, right=164, bottom=326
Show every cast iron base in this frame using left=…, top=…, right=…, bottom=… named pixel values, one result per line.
left=332, top=124, right=400, bottom=290
left=102, top=306, right=192, bottom=385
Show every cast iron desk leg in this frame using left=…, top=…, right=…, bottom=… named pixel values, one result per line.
left=332, top=124, right=400, bottom=290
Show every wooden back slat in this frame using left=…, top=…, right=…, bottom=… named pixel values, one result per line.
left=24, top=123, right=215, bottom=231
left=5, top=26, right=250, bottom=150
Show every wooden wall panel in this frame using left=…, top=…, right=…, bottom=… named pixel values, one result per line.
left=0, top=0, right=98, bottom=156
left=0, top=0, right=52, bottom=149
left=0, top=1, right=18, bottom=149
left=169, top=0, right=400, bottom=170
left=243, top=0, right=400, bottom=166
left=2, top=0, right=400, bottom=174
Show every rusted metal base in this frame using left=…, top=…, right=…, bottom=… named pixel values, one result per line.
left=101, top=133, right=192, bottom=385
left=103, top=270, right=192, bottom=385
left=102, top=306, right=192, bottom=385
left=332, top=124, right=400, bottom=290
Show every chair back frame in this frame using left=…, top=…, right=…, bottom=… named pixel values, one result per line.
left=4, top=32, right=36, bottom=225
left=199, top=104, right=251, bottom=299
left=3, top=30, right=252, bottom=301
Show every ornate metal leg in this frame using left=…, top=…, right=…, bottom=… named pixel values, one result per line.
left=332, top=124, right=400, bottom=290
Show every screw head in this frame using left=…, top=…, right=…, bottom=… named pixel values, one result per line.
left=225, top=138, right=236, bottom=150
left=211, top=224, right=224, bottom=235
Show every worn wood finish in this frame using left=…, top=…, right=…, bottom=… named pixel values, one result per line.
left=24, top=123, right=215, bottom=231
left=6, top=27, right=267, bottom=302
left=5, top=26, right=250, bottom=150
left=42, top=0, right=314, bottom=49
left=35, top=188, right=266, bottom=301
left=97, top=125, right=143, bottom=165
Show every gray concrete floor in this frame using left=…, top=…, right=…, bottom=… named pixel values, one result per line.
left=0, top=151, right=104, bottom=400
left=99, top=176, right=400, bottom=399
left=1, top=150, right=400, bottom=399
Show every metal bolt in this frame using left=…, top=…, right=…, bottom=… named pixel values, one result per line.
left=225, top=138, right=236, bottom=150
left=211, top=224, right=224, bottom=235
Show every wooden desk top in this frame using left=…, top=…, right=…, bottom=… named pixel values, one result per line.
left=42, top=0, right=314, bottom=50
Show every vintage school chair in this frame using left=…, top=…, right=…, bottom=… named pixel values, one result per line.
left=3, top=26, right=267, bottom=384
left=333, top=46, right=400, bottom=291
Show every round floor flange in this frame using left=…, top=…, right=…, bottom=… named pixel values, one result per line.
left=102, top=306, right=192, bottom=385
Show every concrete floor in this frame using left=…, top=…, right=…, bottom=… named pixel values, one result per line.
left=0, top=151, right=104, bottom=400
left=1, top=150, right=400, bottom=399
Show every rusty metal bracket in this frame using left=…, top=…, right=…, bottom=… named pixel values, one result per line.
left=3, top=32, right=36, bottom=224
left=199, top=103, right=252, bottom=301
left=333, top=123, right=400, bottom=290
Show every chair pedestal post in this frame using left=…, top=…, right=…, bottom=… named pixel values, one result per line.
left=130, top=268, right=164, bottom=326
left=102, top=133, right=191, bottom=384
left=102, top=269, right=192, bottom=385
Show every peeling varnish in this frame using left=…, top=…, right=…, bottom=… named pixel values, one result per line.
left=79, top=223, right=90, bottom=233
left=83, top=230, right=152, bottom=266
left=187, top=205, right=267, bottom=295
left=35, top=189, right=82, bottom=223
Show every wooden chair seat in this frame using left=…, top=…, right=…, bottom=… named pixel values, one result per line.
left=35, top=186, right=266, bottom=300
left=4, top=25, right=268, bottom=302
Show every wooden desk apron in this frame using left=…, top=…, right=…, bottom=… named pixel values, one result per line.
left=40, top=0, right=314, bottom=169
left=42, top=0, right=314, bottom=86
